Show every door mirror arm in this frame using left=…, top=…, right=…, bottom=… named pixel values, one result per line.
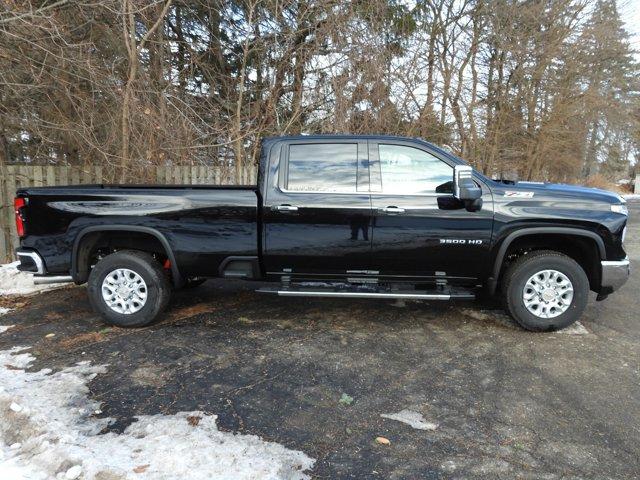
left=463, top=197, right=483, bottom=212
left=453, top=165, right=483, bottom=212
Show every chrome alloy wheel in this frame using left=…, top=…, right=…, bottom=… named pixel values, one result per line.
left=522, top=269, right=574, bottom=319
left=101, top=268, right=148, bottom=314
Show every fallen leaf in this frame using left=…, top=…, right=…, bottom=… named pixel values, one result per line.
left=187, top=415, right=201, bottom=426
left=375, top=436, right=391, bottom=445
left=339, top=393, right=354, bottom=406
left=133, top=464, right=150, bottom=473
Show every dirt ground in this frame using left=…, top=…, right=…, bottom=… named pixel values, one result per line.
left=1, top=201, right=639, bottom=479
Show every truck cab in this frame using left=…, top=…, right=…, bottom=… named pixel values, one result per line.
left=260, top=135, right=493, bottom=285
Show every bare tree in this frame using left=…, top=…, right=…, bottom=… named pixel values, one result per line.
left=0, top=0, right=637, bottom=184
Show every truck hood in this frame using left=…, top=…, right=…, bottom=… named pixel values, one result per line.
left=497, top=181, right=625, bottom=204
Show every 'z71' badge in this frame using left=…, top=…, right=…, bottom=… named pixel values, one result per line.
left=440, top=239, right=483, bottom=245
left=504, top=191, right=534, bottom=198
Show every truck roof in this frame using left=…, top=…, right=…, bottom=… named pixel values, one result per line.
left=263, top=134, right=465, bottom=165
left=264, top=133, right=432, bottom=142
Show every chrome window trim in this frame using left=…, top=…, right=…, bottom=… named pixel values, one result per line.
left=277, top=184, right=455, bottom=198
left=370, top=191, right=455, bottom=198
left=280, top=140, right=365, bottom=194
left=278, top=186, right=371, bottom=195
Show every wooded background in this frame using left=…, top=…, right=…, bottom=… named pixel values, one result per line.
left=0, top=0, right=638, bottom=185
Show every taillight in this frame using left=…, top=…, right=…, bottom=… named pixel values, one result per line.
left=14, top=197, right=26, bottom=237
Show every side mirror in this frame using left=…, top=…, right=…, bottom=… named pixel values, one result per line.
left=453, top=165, right=482, bottom=211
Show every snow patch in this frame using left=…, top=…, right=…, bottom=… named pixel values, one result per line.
left=0, top=325, right=13, bottom=334
left=0, top=307, right=11, bottom=316
left=461, top=308, right=491, bottom=321
left=0, top=347, right=314, bottom=480
left=0, top=262, right=68, bottom=296
left=559, top=321, right=590, bottom=335
left=461, top=308, right=514, bottom=328
left=381, top=410, right=438, bottom=430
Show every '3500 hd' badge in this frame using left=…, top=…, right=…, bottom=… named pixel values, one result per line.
left=440, top=239, right=483, bottom=245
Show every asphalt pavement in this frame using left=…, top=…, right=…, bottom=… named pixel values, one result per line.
left=1, top=201, right=639, bottom=479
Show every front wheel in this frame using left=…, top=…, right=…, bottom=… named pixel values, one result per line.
left=502, top=250, right=589, bottom=331
left=87, top=250, right=171, bottom=328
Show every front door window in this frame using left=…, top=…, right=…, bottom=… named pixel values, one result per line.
left=378, top=144, right=453, bottom=194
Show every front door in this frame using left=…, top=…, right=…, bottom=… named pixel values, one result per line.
left=369, top=140, right=494, bottom=283
left=262, top=139, right=372, bottom=278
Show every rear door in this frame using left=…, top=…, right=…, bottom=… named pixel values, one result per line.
left=262, top=138, right=372, bottom=278
left=369, top=140, right=494, bottom=282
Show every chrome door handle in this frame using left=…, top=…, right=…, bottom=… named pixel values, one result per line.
left=273, top=204, right=299, bottom=212
left=379, top=206, right=405, bottom=214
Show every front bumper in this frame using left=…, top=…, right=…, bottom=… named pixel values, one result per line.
left=601, top=258, right=630, bottom=292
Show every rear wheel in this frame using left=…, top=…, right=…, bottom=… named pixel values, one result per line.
left=87, top=250, right=171, bottom=328
left=502, top=250, right=589, bottom=331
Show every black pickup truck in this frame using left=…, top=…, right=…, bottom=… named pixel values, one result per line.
left=14, top=135, right=630, bottom=331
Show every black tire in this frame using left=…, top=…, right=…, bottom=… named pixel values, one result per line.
left=502, top=250, right=589, bottom=332
left=87, top=250, right=171, bottom=328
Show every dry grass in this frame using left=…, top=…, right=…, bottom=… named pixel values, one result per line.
left=584, top=174, right=625, bottom=193
left=57, top=332, right=105, bottom=349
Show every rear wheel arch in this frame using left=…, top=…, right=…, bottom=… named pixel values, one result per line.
left=489, top=228, right=605, bottom=294
left=71, top=226, right=182, bottom=286
left=87, top=249, right=172, bottom=327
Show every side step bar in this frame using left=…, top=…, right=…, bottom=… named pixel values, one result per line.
left=257, top=288, right=474, bottom=300
left=33, top=275, right=74, bottom=285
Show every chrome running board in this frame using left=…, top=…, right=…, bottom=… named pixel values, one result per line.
left=256, top=288, right=475, bottom=300
left=275, top=290, right=450, bottom=299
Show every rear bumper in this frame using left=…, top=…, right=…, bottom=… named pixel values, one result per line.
left=16, top=248, right=74, bottom=284
left=16, top=249, right=45, bottom=275
left=601, top=258, right=630, bottom=292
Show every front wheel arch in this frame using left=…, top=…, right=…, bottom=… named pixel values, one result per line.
left=488, top=228, right=605, bottom=295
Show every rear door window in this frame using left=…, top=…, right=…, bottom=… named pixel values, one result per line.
left=286, top=143, right=358, bottom=193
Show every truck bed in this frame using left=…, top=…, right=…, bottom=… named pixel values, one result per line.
left=16, top=184, right=259, bottom=278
